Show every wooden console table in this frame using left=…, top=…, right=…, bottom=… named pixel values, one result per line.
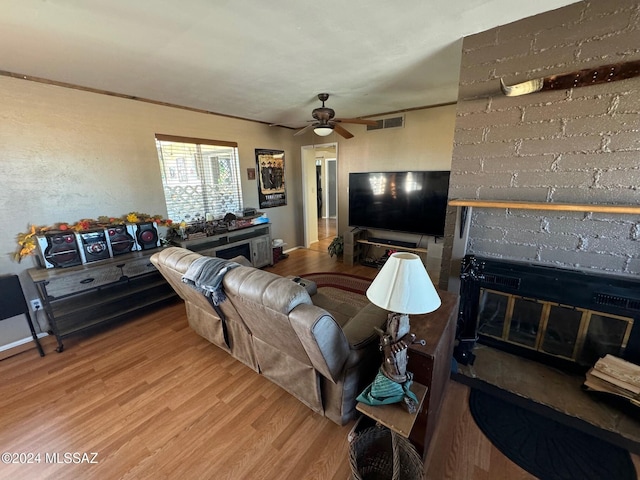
left=405, top=288, right=459, bottom=458
left=170, top=223, right=272, bottom=268
left=28, top=249, right=178, bottom=352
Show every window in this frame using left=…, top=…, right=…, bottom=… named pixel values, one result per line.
left=155, top=134, right=243, bottom=222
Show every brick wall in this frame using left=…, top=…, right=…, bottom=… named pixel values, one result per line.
left=441, top=0, right=640, bottom=287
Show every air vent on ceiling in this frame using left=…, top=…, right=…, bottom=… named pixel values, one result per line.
left=367, top=115, right=404, bottom=131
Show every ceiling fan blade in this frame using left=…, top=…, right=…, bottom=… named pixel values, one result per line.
left=334, top=117, right=379, bottom=126
left=333, top=124, right=354, bottom=139
left=294, top=124, right=316, bottom=136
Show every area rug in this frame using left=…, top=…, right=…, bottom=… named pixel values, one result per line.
left=299, top=272, right=372, bottom=295
left=469, top=388, right=637, bottom=480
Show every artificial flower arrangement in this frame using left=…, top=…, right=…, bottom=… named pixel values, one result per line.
left=14, top=212, right=173, bottom=262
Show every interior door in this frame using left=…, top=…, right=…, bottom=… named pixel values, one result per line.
left=316, top=166, right=323, bottom=219
left=326, top=159, right=337, bottom=218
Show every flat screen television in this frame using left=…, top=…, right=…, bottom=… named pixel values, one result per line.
left=348, top=171, right=450, bottom=237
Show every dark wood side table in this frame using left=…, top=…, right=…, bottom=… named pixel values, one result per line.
left=356, top=381, right=428, bottom=438
left=406, top=288, right=459, bottom=458
left=353, top=383, right=428, bottom=480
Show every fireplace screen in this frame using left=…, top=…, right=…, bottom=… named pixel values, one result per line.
left=477, top=288, right=634, bottom=365
left=542, top=305, right=583, bottom=358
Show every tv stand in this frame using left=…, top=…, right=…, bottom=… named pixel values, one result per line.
left=343, top=229, right=427, bottom=267
left=367, top=237, right=417, bottom=249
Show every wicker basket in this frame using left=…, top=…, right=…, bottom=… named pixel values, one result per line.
left=349, top=425, right=425, bottom=480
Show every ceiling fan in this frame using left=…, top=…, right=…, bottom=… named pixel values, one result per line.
left=294, top=93, right=379, bottom=139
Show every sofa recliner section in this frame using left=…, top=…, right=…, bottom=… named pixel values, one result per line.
left=150, top=247, right=259, bottom=372
left=151, top=246, right=387, bottom=425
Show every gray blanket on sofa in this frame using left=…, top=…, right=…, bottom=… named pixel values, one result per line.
left=181, top=257, right=241, bottom=306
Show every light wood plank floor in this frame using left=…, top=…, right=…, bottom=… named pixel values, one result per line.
left=1, top=240, right=638, bottom=479
left=317, top=218, right=337, bottom=241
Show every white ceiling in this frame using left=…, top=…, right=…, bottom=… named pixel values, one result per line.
left=1, top=0, right=578, bottom=128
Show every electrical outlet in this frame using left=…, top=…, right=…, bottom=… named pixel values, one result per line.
left=30, top=299, right=42, bottom=311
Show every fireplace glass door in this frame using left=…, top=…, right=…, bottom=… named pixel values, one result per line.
left=540, top=305, right=583, bottom=358
left=507, top=297, right=543, bottom=348
left=477, top=289, right=509, bottom=338
left=476, top=288, right=635, bottom=366
left=578, top=312, right=634, bottom=365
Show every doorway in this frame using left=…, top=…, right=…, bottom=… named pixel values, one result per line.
left=301, top=143, right=337, bottom=248
left=319, top=158, right=337, bottom=240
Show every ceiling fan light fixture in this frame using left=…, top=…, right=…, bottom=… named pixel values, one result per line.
left=314, top=125, right=334, bottom=136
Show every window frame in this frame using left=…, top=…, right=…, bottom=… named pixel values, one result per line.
left=155, top=134, right=242, bottom=223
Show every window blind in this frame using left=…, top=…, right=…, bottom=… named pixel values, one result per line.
left=155, top=135, right=243, bottom=223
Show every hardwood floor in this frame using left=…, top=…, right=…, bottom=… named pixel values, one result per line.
left=424, top=381, right=536, bottom=480
left=317, top=218, right=337, bottom=241
left=1, top=243, right=638, bottom=479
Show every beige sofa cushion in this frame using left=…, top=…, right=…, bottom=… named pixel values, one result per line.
left=224, top=267, right=312, bottom=314
left=223, top=267, right=314, bottom=366
left=311, top=292, right=361, bottom=327
left=342, top=303, right=388, bottom=348
left=150, top=247, right=258, bottom=371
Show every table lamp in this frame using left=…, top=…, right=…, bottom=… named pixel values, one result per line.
left=358, top=252, right=441, bottom=412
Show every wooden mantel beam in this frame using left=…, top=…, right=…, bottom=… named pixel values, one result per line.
left=448, top=199, right=640, bottom=215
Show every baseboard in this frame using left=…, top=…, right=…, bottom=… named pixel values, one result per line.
left=0, top=333, right=53, bottom=360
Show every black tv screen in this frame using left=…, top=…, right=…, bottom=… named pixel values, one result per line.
left=348, top=171, right=450, bottom=237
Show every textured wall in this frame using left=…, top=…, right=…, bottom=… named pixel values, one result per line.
left=442, top=0, right=640, bottom=286
left=335, top=105, right=456, bottom=237
left=0, top=76, right=300, bottom=346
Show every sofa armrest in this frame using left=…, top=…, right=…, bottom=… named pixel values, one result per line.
left=342, top=303, right=388, bottom=349
left=288, top=304, right=350, bottom=384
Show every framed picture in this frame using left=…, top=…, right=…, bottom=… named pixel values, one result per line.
left=256, top=149, right=286, bottom=208
left=247, top=167, right=256, bottom=180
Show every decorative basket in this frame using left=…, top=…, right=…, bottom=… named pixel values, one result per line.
left=349, top=425, right=424, bottom=480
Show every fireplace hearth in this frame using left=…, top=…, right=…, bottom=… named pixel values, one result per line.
left=455, top=255, right=640, bottom=371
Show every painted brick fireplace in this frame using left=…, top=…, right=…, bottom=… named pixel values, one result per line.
left=441, top=0, right=640, bottom=290
left=438, top=0, right=640, bottom=394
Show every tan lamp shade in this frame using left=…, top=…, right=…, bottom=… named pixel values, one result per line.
left=366, top=252, right=441, bottom=314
